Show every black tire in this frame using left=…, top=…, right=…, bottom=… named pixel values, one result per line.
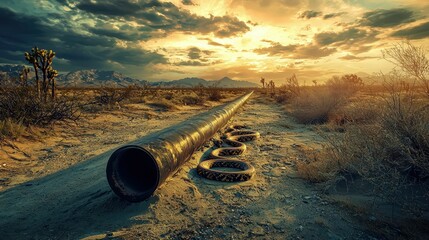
left=197, top=159, right=255, bottom=182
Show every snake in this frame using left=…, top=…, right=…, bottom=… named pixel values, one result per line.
left=197, top=125, right=260, bottom=182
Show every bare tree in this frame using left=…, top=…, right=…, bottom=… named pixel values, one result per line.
left=382, top=41, right=429, bottom=96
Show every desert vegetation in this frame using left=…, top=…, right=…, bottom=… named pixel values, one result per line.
left=0, top=47, right=243, bottom=141
left=272, top=42, right=429, bottom=218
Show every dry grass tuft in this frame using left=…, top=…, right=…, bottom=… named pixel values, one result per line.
left=296, top=76, right=429, bottom=212
left=288, top=74, right=363, bottom=124
left=290, top=87, right=345, bottom=124
left=0, top=118, right=26, bottom=140
left=148, top=98, right=179, bottom=111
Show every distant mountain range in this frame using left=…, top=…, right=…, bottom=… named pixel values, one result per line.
left=0, top=65, right=258, bottom=88
left=57, top=69, right=147, bottom=87
left=151, top=76, right=259, bottom=88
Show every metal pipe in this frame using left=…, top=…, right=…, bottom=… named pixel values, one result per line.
left=106, top=92, right=253, bottom=202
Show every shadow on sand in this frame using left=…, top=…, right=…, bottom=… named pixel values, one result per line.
left=0, top=148, right=158, bottom=239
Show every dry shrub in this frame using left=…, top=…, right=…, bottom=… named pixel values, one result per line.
left=290, top=87, right=345, bottom=124
left=296, top=150, right=339, bottom=183
left=148, top=98, right=179, bottom=111
left=289, top=74, right=363, bottom=124
left=179, top=91, right=205, bottom=105
left=329, top=98, right=382, bottom=126
left=298, top=76, right=429, bottom=211
left=276, top=74, right=301, bottom=103
left=0, top=118, right=26, bottom=140
left=207, top=88, right=223, bottom=101
left=93, top=86, right=133, bottom=108
left=0, top=86, right=80, bottom=126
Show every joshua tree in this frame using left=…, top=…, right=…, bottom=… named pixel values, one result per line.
left=260, top=77, right=265, bottom=88
left=25, top=47, right=57, bottom=101
left=268, top=80, right=275, bottom=97
left=19, top=66, right=30, bottom=86
left=38, top=49, right=56, bottom=102
left=47, top=66, right=58, bottom=99
left=24, top=47, right=41, bottom=97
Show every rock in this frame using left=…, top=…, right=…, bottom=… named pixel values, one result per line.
left=251, top=226, right=265, bottom=236
left=0, top=178, right=9, bottom=184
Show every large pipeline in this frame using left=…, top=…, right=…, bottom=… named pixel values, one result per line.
left=106, top=92, right=253, bottom=202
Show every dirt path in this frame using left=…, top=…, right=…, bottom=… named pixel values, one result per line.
left=0, top=94, right=376, bottom=239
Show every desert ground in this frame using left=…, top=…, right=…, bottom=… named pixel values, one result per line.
left=1, top=91, right=427, bottom=240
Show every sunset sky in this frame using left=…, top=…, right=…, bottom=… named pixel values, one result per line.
left=1, top=0, right=429, bottom=84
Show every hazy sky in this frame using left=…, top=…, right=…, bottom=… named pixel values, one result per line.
left=0, top=0, right=428, bottom=83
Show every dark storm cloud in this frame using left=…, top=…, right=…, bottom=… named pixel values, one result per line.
left=323, top=12, right=345, bottom=19
left=76, top=0, right=250, bottom=38
left=391, top=21, right=429, bottom=39
left=199, top=38, right=233, bottom=48
left=175, top=60, right=207, bottom=66
left=254, top=43, right=298, bottom=55
left=0, top=6, right=166, bottom=72
left=314, top=27, right=375, bottom=45
left=359, top=8, right=416, bottom=28
left=314, top=27, right=379, bottom=53
left=188, top=47, right=202, bottom=59
left=254, top=42, right=336, bottom=59
left=0, top=0, right=249, bottom=74
left=298, top=10, right=322, bottom=19
left=76, top=0, right=152, bottom=16
left=181, top=0, right=196, bottom=6
left=174, top=47, right=217, bottom=66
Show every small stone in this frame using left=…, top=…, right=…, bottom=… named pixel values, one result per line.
left=369, top=216, right=377, bottom=221
left=251, top=226, right=265, bottom=236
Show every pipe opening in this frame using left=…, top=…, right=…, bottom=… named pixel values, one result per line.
left=107, top=146, right=159, bottom=202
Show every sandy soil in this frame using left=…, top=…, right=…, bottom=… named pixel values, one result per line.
left=0, top=93, right=413, bottom=239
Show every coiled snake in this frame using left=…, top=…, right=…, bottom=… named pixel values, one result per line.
left=197, top=125, right=260, bottom=182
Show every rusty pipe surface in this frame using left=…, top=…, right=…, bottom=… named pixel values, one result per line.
left=106, top=92, right=253, bottom=202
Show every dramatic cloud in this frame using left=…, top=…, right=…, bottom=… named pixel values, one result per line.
left=254, top=43, right=298, bottom=55
left=323, top=12, right=345, bottom=19
left=174, top=47, right=218, bottom=66
left=339, top=54, right=377, bottom=61
left=187, top=47, right=212, bottom=60
left=0, top=6, right=166, bottom=72
left=391, top=21, right=429, bottom=39
left=298, top=10, right=323, bottom=19
left=181, top=0, right=196, bottom=6
left=76, top=0, right=250, bottom=38
left=254, top=42, right=336, bottom=59
left=1, top=0, right=428, bottom=82
left=199, top=38, right=232, bottom=48
left=314, top=27, right=379, bottom=53
left=175, top=60, right=207, bottom=66
left=359, top=8, right=416, bottom=28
